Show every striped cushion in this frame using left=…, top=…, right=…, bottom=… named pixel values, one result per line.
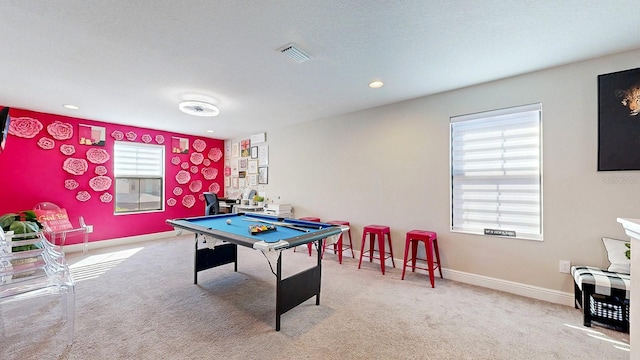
left=571, top=265, right=630, bottom=299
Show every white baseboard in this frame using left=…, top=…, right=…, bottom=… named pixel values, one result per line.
left=353, top=250, right=575, bottom=307
left=62, top=230, right=179, bottom=253
left=69, top=237, right=575, bottom=307
left=442, top=268, right=575, bottom=307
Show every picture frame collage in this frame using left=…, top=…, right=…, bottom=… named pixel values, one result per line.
left=225, top=133, right=268, bottom=195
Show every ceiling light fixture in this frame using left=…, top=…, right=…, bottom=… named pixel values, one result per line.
left=369, top=81, right=384, bottom=89
left=178, top=100, right=219, bottom=117
left=63, top=104, right=79, bottom=110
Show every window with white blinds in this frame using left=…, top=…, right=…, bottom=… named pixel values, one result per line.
left=114, top=142, right=164, bottom=177
left=450, top=103, right=542, bottom=241
left=113, top=142, right=164, bottom=213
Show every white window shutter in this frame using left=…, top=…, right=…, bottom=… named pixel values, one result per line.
left=114, top=142, right=164, bottom=177
left=450, top=104, right=542, bottom=240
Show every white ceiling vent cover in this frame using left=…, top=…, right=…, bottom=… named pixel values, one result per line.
left=280, top=44, right=310, bottom=63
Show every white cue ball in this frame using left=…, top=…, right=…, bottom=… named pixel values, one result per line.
left=226, top=219, right=232, bottom=225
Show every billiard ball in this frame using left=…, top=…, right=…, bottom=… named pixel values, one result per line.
left=226, top=219, right=232, bottom=225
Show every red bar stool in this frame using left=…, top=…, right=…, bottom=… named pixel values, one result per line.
left=358, top=225, right=395, bottom=274
left=401, top=230, right=442, bottom=288
left=295, top=217, right=321, bottom=256
left=323, top=220, right=354, bottom=264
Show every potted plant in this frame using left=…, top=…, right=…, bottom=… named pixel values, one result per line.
left=253, top=195, right=265, bottom=207
left=0, top=210, right=44, bottom=252
left=626, top=242, right=630, bottom=259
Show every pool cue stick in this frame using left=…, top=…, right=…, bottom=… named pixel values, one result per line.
left=246, top=216, right=322, bottom=229
left=242, top=217, right=310, bottom=232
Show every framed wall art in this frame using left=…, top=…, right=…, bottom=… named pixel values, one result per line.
left=248, top=160, right=258, bottom=174
left=231, top=142, right=239, bottom=157
left=79, top=124, right=106, bottom=146
left=258, top=145, right=269, bottom=166
left=238, top=158, right=248, bottom=171
left=248, top=174, right=258, bottom=186
left=240, top=139, right=251, bottom=157
left=598, top=67, right=640, bottom=171
left=171, top=136, right=189, bottom=154
left=258, top=167, right=268, bottom=184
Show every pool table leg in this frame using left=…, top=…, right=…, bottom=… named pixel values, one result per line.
left=275, top=238, right=323, bottom=331
left=194, top=237, right=198, bottom=284
left=276, top=255, right=282, bottom=331
left=193, top=235, right=238, bottom=285
left=316, top=238, right=322, bottom=305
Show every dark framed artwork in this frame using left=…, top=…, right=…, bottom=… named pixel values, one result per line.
left=598, top=67, right=640, bottom=171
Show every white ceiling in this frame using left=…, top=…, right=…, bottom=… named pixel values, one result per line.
left=1, top=1, right=640, bottom=140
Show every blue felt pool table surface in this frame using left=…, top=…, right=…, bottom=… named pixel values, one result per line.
left=167, top=212, right=340, bottom=248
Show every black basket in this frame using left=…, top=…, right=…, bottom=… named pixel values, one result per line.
left=589, top=294, right=629, bottom=332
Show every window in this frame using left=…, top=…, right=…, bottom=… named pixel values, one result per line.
left=450, top=103, right=542, bottom=241
left=113, top=141, right=164, bottom=213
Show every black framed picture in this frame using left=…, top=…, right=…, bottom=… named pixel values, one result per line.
left=251, top=146, right=258, bottom=159
left=598, top=67, right=640, bottom=171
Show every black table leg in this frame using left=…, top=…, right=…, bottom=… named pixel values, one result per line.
left=275, top=239, right=323, bottom=331
left=276, top=253, right=282, bottom=331
left=316, top=238, right=322, bottom=305
left=194, top=236, right=238, bottom=285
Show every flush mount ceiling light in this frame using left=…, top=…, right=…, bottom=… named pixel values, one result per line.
left=178, top=100, right=219, bottom=117
left=63, top=104, right=79, bottom=110
left=369, top=80, right=384, bottom=89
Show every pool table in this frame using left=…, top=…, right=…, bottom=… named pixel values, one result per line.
left=166, top=212, right=341, bottom=331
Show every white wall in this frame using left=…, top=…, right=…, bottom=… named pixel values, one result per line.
left=232, top=48, right=640, bottom=300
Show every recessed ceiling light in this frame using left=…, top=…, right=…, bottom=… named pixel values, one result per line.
left=63, top=104, right=79, bottom=110
left=369, top=81, right=384, bottom=89
left=178, top=100, right=219, bottom=117
left=206, top=130, right=215, bottom=134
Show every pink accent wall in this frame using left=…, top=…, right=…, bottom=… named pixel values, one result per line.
left=0, top=107, right=224, bottom=244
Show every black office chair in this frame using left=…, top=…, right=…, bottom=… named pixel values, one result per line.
left=203, top=192, right=220, bottom=215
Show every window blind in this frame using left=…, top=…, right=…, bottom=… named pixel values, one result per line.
left=114, top=142, right=164, bottom=177
left=450, top=103, right=542, bottom=240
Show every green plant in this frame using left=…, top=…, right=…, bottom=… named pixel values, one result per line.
left=253, top=195, right=264, bottom=202
left=0, top=210, right=44, bottom=251
left=625, top=242, right=631, bottom=260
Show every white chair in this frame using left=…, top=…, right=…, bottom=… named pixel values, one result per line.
left=0, top=229, right=76, bottom=346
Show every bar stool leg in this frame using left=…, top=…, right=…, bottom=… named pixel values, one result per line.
left=426, top=238, right=435, bottom=288
left=401, top=234, right=411, bottom=280
left=411, top=239, right=418, bottom=272
left=386, top=232, right=395, bottom=268
left=377, top=231, right=386, bottom=274
left=433, top=237, right=443, bottom=279
left=369, top=232, right=375, bottom=263
left=346, top=229, right=354, bottom=258
left=357, top=231, right=368, bottom=269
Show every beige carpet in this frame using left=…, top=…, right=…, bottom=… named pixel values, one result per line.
left=0, top=235, right=631, bottom=360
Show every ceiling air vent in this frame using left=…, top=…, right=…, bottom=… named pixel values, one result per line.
left=280, top=44, right=310, bottom=63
